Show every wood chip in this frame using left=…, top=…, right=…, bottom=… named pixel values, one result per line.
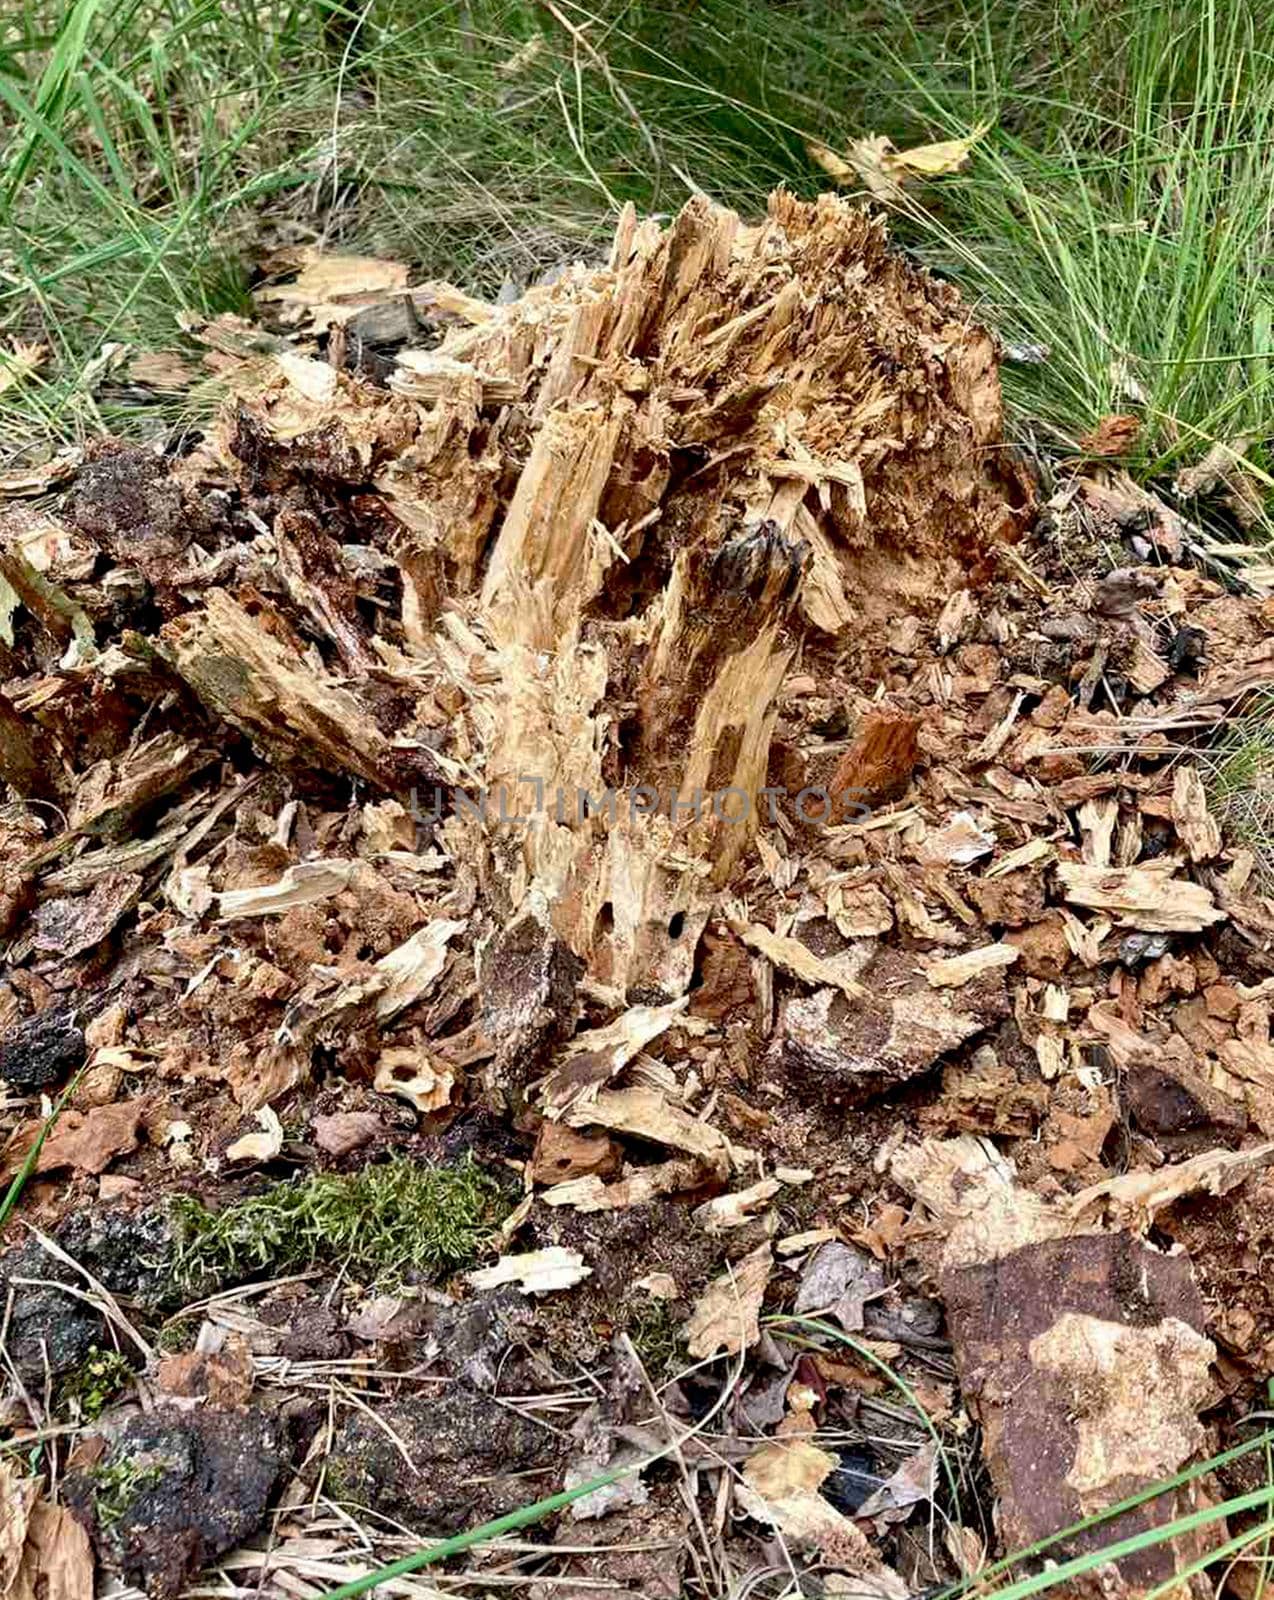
left=923, top=943, right=1019, bottom=988
left=733, top=922, right=867, bottom=999
left=216, top=860, right=355, bottom=920
left=1056, top=862, right=1224, bottom=932
left=1171, top=765, right=1222, bottom=862
left=467, top=1247, right=592, bottom=1295
left=225, top=1106, right=283, bottom=1163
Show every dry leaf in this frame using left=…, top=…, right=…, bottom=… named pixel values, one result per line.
left=683, top=1242, right=772, bottom=1358
left=5, top=1100, right=144, bottom=1178
left=127, top=349, right=197, bottom=391
left=738, top=1443, right=908, bottom=1593
left=0, top=341, right=47, bottom=398
left=0, top=1461, right=39, bottom=1590
left=810, top=127, right=985, bottom=203
left=856, top=1442, right=938, bottom=1524
left=7, top=1500, right=93, bottom=1600
left=743, top=1439, right=838, bottom=1500
left=311, top=1111, right=384, bottom=1157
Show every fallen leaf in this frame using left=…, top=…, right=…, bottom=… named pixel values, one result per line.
left=4, top=1100, right=144, bottom=1178
left=0, top=1460, right=39, bottom=1590
left=127, top=349, right=198, bottom=391
left=737, top=1442, right=907, bottom=1592
left=793, top=1240, right=885, bottom=1332
left=810, top=127, right=985, bottom=203
left=156, top=1332, right=254, bottom=1408
left=856, top=1441, right=938, bottom=1524
left=0, top=341, right=47, bottom=398
left=683, top=1242, right=772, bottom=1358
left=743, top=1439, right=838, bottom=1499
left=7, top=1500, right=94, bottom=1600
left=311, top=1110, right=384, bottom=1157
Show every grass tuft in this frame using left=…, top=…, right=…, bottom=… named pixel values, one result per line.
left=169, top=1153, right=508, bottom=1290
left=2, top=0, right=1273, bottom=526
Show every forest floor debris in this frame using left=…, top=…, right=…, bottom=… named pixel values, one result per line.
left=3, top=191, right=1274, bottom=1600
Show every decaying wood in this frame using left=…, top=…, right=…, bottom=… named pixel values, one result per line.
left=7, top=188, right=1274, bottom=1600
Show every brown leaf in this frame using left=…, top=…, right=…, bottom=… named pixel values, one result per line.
left=311, top=1111, right=384, bottom=1157
left=4, top=1100, right=144, bottom=1178
left=0, top=1460, right=39, bottom=1591
left=7, top=1501, right=93, bottom=1600
left=156, top=1333, right=254, bottom=1408
left=683, top=1242, right=773, bottom=1358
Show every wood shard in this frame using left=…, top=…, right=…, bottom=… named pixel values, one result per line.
left=1055, top=862, right=1224, bottom=932
left=1170, top=765, right=1222, bottom=862
left=829, top=710, right=922, bottom=813
left=467, top=1247, right=592, bottom=1295
left=924, top=943, right=1019, bottom=988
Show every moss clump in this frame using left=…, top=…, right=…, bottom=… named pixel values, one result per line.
left=90, top=1457, right=165, bottom=1529
left=60, top=1346, right=132, bottom=1420
left=625, top=1296, right=680, bottom=1377
left=170, top=1154, right=507, bottom=1291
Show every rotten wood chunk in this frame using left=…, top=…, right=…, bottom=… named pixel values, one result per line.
left=768, top=948, right=1010, bottom=1104
left=942, top=1233, right=1215, bottom=1598
left=829, top=709, right=922, bottom=815
left=0, top=688, right=59, bottom=798
left=479, top=907, right=584, bottom=1089
left=159, top=590, right=436, bottom=794
left=530, top=1121, right=622, bottom=1186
